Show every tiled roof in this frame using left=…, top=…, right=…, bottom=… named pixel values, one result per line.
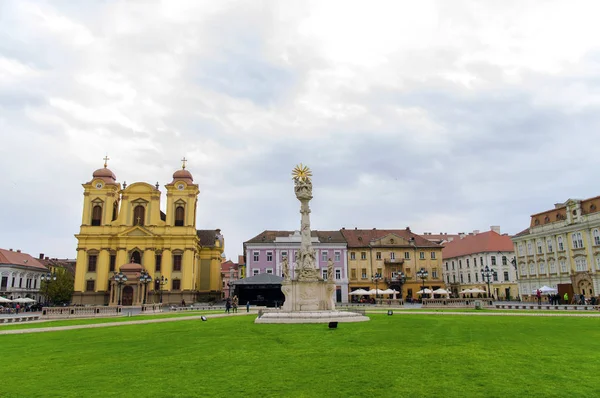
left=245, top=230, right=346, bottom=244
left=442, top=231, right=514, bottom=259
left=0, top=248, right=48, bottom=271
left=340, top=228, right=441, bottom=248
left=197, top=229, right=222, bottom=247
left=38, top=258, right=76, bottom=275
left=512, top=228, right=531, bottom=238
left=220, top=260, right=238, bottom=272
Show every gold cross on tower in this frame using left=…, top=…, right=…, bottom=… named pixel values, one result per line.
left=103, top=155, right=110, bottom=168
left=181, top=157, right=187, bottom=169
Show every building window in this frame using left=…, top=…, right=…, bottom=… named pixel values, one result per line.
left=572, top=232, right=584, bottom=249
left=596, top=257, right=600, bottom=271
left=558, top=236, right=564, bottom=251
left=360, top=252, right=366, bottom=260
left=473, top=257, right=477, bottom=267
left=403, top=252, right=409, bottom=259
left=322, top=269, right=328, bottom=280
left=173, top=254, right=182, bottom=271
left=577, top=232, right=584, bottom=248
left=361, top=268, right=367, bottom=279
left=86, top=280, right=95, bottom=292
left=91, top=205, right=102, bottom=226
left=130, top=251, right=141, bottom=264
left=281, top=251, right=288, bottom=260
left=491, top=256, right=496, bottom=266
left=492, top=273, right=498, bottom=282
left=575, top=258, right=587, bottom=272
left=321, top=251, right=327, bottom=261
left=133, top=205, right=145, bottom=226
left=350, top=252, right=356, bottom=260
left=547, top=239, right=553, bottom=252
left=172, top=279, right=181, bottom=290
left=175, top=206, right=185, bottom=226
left=594, top=229, right=600, bottom=245
left=520, top=265, right=526, bottom=276
left=390, top=252, right=395, bottom=260
left=253, top=252, right=259, bottom=262
left=266, top=269, right=273, bottom=274
left=253, top=269, right=259, bottom=276
left=432, top=268, right=438, bottom=278
left=475, top=273, right=478, bottom=282
left=335, top=269, right=341, bottom=280
left=155, top=254, right=162, bottom=272
left=503, top=271, right=509, bottom=281
left=351, top=269, right=357, bottom=279
left=480, top=257, right=483, bottom=266
left=529, top=263, right=535, bottom=274
left=560, top=260, right=567, bottom=273
left=467, top=273, right=471, bottom=282
left=88, top=254, right=97, bottom=272
left=527, top=243, right=533, bottom=255
left=453, top=275, right=456, bottom=283
left=537, top=241, right=543, bottom=254
left=267, top=252, right=273, bottom=262
left=445, top=262, right=448, bottom=270
left=431, top=252, right=436, bottom=260
left=451, top=261, right=455, bottom=270
left=502, top=256, right=507, bottom=266
left=112, top=201, right=118, bottom=221
left=460, top=274, right=463, bottom=283
left=539, top=262, right=546, bottom=274
left=518, top=244, right=524, bottom=256
left=376, top=252, right=381, bottom=260
left=549, top=261, right=556, bottom=273
left=459, top=260, right=462, bottom=269
left=109, top=254, right=116, bottom=272
left=419, top=252, right=425, bottom=260
left=334, top=252, right=340, bottom=262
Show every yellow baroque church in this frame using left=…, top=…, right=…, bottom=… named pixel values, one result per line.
left=72, top=160, right=224, bottom=306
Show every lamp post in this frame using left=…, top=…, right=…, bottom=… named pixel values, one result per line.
left=397, top=271, right=406, bottom=300
left=139, top=270, right=152, bottom=305
left=157, top=275, right=168, bottom=304
left=481, top=265, right=496, bottom=299
left=372, top=273, right=382, bottom=299
left=113, top=272, right=128, bottom=306
left=416, top=267, right=429, bottom=302
left=40, top=272, right=57, bottom=306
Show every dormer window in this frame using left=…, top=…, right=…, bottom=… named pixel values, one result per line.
left=175, top=206, right=185, bottom=226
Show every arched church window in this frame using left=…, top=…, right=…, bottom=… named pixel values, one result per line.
left=133, top=205, right=145, bottom=226
left=175, top=206, right=185, bottom=226
left=91, top=205, right=102, bottom=226
left=112, top=201, right=119, bottom=221
left=130, top=251, right=141, bottom=264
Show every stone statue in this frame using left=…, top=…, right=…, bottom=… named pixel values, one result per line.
left=282, top=256, right=290, bottom=281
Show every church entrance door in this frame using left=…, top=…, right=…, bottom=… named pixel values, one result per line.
left=122, top=286, right=134, bottom=306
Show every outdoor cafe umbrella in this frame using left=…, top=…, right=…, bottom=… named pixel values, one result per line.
left=381, top=288, right=399, bottom=299
left=417, top=288, right=433, bottom=299
left=349, top=289, right=369, bottom=296
left=538, top=286, right=557, bottom=294
left=433, top=288, right=450, bottom=297
left=0, top=297, right=11, bottom=303
left=367, top=289, right=387, bottom=295
left=12, top=297, right=35, bottom=303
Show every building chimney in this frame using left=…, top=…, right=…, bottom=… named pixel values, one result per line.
left=458, top=232, right=466, bottom=239
left=9, top=248, right=12, bottom=251
left=16, top=249, right=21, bottom=253
left=45, top=256, right=49, bottom=260
left=490, top=226, right=501, bottom=234
left=473, top=230, right=480, bottom=235
left=39, top=253, right=44, bottom=259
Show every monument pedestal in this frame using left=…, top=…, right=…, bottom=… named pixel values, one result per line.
left=281, top=280, right=335, bottom=312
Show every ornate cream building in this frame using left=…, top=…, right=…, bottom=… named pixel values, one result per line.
left=512, top=197, right=600, bottom=300
left=72, top=160, right=224, bottom=306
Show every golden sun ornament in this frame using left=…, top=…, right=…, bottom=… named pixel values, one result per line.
left=292, top=164, right=312, bottom=181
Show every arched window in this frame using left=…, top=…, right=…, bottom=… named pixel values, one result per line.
left=130, top=251, right=141, bottom=264
left=175, top=206, right=185, bottom=226
left=112, top=201, right=119, bottom=221
left=133, top=205, right=145, bottom=226
left=593, top=229, right=600, bottom=245
left=91, top=205, right=102, bottom=226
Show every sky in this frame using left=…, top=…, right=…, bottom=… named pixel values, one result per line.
left=2, top=0, right=600, bottom=261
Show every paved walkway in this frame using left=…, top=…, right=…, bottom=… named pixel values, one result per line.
left=2, top=308, right=600, bottom=336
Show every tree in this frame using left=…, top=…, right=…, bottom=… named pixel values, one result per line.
left=41, top=269, right=74, bottom=305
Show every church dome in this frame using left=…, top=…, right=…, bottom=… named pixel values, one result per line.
left=93, top=167, right=116, bottom=180
left=172, top=168, right=193, bottom=184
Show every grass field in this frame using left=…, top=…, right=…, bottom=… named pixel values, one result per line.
left=2, top=313, right=599, bottom=397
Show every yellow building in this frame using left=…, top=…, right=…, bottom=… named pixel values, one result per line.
left=340, top=228, right=444, bottom=300
left=512, top=197, right=600, bottom=301
left=72, top=160, right=224, bottom=306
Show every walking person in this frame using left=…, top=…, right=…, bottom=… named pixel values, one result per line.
left=536, top=289, right=542, bottom=305
left=246, top=301, right=250, bottom=312
left=232, top=295, right=238, bottom=313
left=563, top=292, right=568, bottom=304
left=225, top=297, right=231, bottom=314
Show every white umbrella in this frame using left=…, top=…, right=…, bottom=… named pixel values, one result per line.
left=12, top=297, right=35, bottom=303
left=539, top=286, right=557, bottom=293
left=0, top=297, right=11, bottom=303
left=349, top=289, right=369, bottom=296
left=459, top=289, right=473, bottom=295
left=367, top=289, right=387, bottom=295
left=470, top=288, right=487, bottom=293
left=417, top=288, right=433, bottom=294
left=433, top=288, right=450, bottom=297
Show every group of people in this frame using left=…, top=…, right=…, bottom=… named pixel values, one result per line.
left=225, top=295, right=239, bottom=313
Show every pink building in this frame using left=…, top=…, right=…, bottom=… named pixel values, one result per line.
left=220, top=260, right=240, bottom=299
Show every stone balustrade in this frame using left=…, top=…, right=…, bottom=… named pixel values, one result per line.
left=41, top=305, right=163, bottom=318
left=495, top=304, right=600, bottom=311
left=422, top=298, right=493, bottom=308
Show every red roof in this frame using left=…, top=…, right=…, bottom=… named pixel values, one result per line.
left=442, top=231, right=514, bottom=259
left=221, top=260, right=239, bottom=272
left=340, top=228, right=441, bottom=248
left=0, top=248, right=48, bottom=271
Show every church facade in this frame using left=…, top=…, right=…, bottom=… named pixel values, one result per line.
left=72, top=161, right=224, bottom=306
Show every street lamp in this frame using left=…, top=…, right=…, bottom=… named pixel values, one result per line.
left=372, top=273, right=382, bottom=299
left=157, top=275, right=168, bottom=304
left=139, top=270, right=152, bottom=305
left=113, top=272, right=128, bottom=306
left=40, top=272, right=57, bottom=306
left=416, top=268, right=429, bottom=301
left=480, top=265, right=496, bottom=299
left=397, top=271, right=407, bottom=300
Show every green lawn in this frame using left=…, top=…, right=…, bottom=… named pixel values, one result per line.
left=2, top=314, right=600, bottom=397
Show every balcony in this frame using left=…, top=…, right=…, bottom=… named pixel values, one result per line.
left=384, top=258, right=404, bottom=265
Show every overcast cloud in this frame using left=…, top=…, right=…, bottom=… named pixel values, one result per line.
left=2, top=0, right=600, bottom=260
